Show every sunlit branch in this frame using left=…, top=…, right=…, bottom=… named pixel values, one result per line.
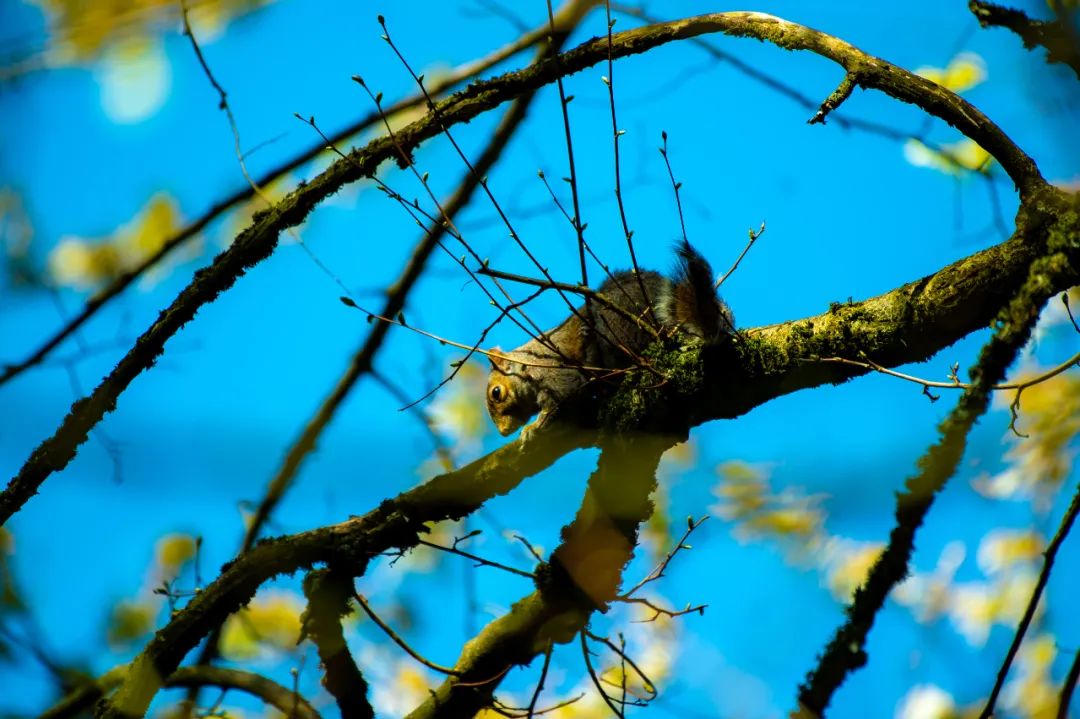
left=978, top=479, right=1080, bottom=719
left=798, top=247, right=1072, bottom=713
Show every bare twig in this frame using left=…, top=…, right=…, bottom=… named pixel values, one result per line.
left=622, top=515, right=707, bottom=598
left=415, top=538, right=536, bottom=578
left=979, top=480, right=1080, bottom=719
left=715, top=222, right=765, bottom=289
left=354, top=592, right=461, bottom=676
left=581, top=632, right=625, bottom=718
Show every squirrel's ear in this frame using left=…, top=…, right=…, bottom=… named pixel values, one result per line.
left=486, top=347, right=507, bottom=371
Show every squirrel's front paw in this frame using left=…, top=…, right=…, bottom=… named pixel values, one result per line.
left=518, top=410, right=550, bottom=445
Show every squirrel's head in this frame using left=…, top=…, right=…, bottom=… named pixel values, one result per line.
left=485, top=349, right=538, bottom=436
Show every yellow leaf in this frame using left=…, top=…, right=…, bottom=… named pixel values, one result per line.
left=916, top=52, right=987, bottom=93
left=155, top=534, right=197, bottom=576
left=904, top=138, right=992, bottom=175
left=108, top=599, right=157, bottom=646
left=220, top=590, right=303, bottom=660
left=976, top=530, right=1043, bottom=574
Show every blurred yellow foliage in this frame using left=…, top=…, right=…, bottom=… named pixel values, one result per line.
left=430, top=362, right=490, bottom=447
left=155, top=533, right=197, bottom=576
left=915, top=52, right=987, bottom=93
left=48, top=193, right=183, bottom=289
left=1000, top=633, right=1059, bottom=719
left=904, top=138, right=993, bottom=175
left=977, top=372, right=1080, bottom=509
left=976, top=529, right=1044, bottom=574
left=220, top=590, right=303, bottom=660
left=31, top=0, right=268, bottom=63
left=821, top=539, right=885, bottom=600
left=711, top=461, right=823, bottom=542
left=107, top=599, right=157, bottom=646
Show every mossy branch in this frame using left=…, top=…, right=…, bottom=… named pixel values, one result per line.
left=404, top=434, right=673, bottom=719
left=2, top=9, right=1049, bottom=528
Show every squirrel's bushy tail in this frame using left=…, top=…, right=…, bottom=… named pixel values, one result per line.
left=666, top=240, right=734, bottom=340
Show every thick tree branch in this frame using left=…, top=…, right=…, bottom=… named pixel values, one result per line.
left=301, top=570, right=373, bottom=719
left=1, top=10, right=1049, bottom=528
left=40, top=666, right=319, bottom=719
left=969, top=0, right=1080, bottom=80
left=799, top=240, right=1072, bottom=713
left=405, top=434, right=674, bottom=719
left=93, top=427, right=589, bottom=719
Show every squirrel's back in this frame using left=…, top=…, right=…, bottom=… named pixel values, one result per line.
left=485, top=241, right=733, bottom=436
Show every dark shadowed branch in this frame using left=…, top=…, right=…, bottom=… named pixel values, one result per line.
left=301, top=570, right=373, bottom=719
left=969, top=0, right=1080, bottom=79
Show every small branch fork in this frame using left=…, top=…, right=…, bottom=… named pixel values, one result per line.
left=816, top=340, right=1080, bottom=437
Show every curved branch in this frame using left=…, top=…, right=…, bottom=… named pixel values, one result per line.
left=40, top=666, right=319, bottom=719
left=1, top=9, right=1049, bottom=528
left=301, top=570, right=373, bottom=719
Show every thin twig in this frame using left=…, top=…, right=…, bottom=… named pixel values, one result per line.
left=716, top=222, right=765, bottom=289
left=1058, top=646, right=1080, bottom=719
left=416, top=538, right=536, bottom=578
left=527, top=641, right=553, bottom=717
left=658, top=132, right=688, bottom=245
left=580, top=632, right=624, bottom=718
left=979, top=480, right=1080, bottom=719
left=622, top=515, right=707, bottom=598
left=354, top=593, right=461, bottom=676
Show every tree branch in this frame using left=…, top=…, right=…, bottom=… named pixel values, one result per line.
left=799, top=232, right=1080, bottom=713
left=2, top=10, right=1050, bottom=528
left=301, top=570, right=373, bottom=719
left=405, top=434, right=674, bottom=719
left=969, top=0, right=1080, bottom=80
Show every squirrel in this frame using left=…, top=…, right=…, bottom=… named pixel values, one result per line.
left=485, top=240, right=734, bottom=438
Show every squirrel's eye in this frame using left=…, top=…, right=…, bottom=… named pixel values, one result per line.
left=489, top=385, right=505, bottom=403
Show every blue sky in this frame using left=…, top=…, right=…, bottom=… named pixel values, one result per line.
left=1, top=1, right=1079, bottom=717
